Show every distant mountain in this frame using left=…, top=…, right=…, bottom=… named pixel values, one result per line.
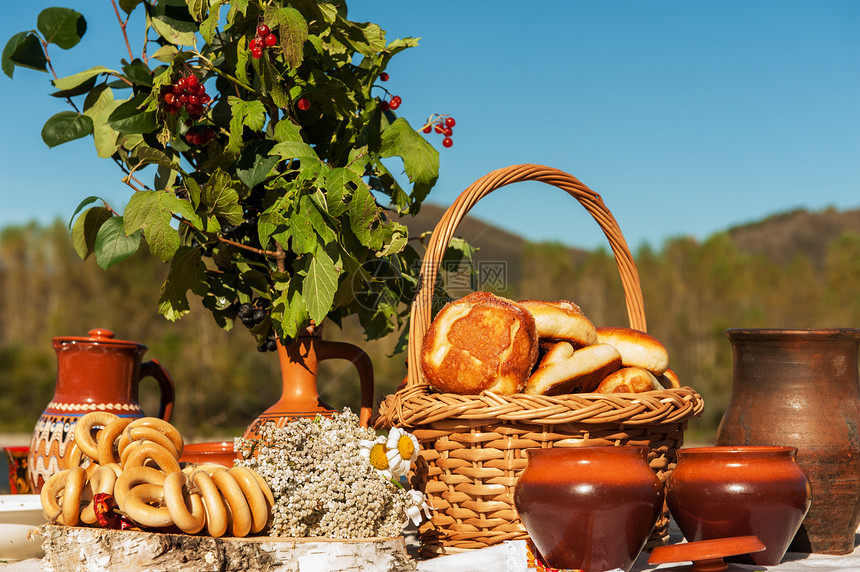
left=399, top=203, right=860, bottom=281
left=726, top=207, right=860, bottom=266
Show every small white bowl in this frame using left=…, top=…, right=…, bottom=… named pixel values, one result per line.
left=0, top=495, right=44, bottom=561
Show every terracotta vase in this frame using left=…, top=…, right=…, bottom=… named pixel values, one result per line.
left=242, top=325, right=374, bottom=439
left=514, top=446, right=664, bottom=572
left=715, top=328, right=860, bottom=555
left=666, top=446, right=811, bottom=566
left=178, top=442, right=238, bottom=468
left=28, top=328, right=175, bottom=493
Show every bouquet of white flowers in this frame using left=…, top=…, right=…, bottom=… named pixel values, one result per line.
left=235, top=409, right=431, bottom=538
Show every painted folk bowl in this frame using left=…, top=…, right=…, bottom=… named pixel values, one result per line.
left=514, top=446, right=664, bottom=572
left=666, top=445, right=811, bottom=566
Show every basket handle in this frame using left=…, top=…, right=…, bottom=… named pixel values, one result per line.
left=406, top=164, right=646, bottom=388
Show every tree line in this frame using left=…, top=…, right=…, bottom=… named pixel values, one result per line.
left=1, top=220, right=858, bottom=443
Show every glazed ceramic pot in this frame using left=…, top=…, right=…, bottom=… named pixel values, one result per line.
left=514, top=446, right=664, bottom=572
left=715, top=328, right=860, bottom=554
left=28, top=329, right=175, bottom=493
left=666, top=446, right=811, bottom=566
left=178, top=442, right=238, bottom=468
left=242, top=325, right=375, bottom=439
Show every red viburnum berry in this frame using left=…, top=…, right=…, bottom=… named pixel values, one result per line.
left=200, top=94, right=211, bottom=104
left=175, top=77, right=186, bottom=90
left=388, top=95, right=402, bottom=110
left=379, top=72, right=389, bottom=81
left=444, top=117, right=456, bottom=128
left=422, top=124, right=432, bottom=133
left=257, top=24, right=270, bottom=37
left=185, top=75, right=198, bottom=88
left=187, top=95, right=200, bottom=106
left=264, top=33, right=277, bottom=47
left=251, top=47, right=263, bottom=59
left=443, top=127, right=453, bottom=137
left=249, top=37, right=259, bottom=49
left=163, top=92, right=176, bottom=105
left=297, top=97, right=310, bottom=111
left=434, top=124, right=444, bottom=134
left=442, top=137, right=453, bottom=148
left=380, top=100, right=390, bottom=111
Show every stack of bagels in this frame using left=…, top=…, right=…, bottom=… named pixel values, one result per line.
left=420, top=291, right=682, bottom=396
left=40, top=411, right=273, bottom=537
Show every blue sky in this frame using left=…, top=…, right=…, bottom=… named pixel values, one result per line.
left=1, top=1, right=857, bottom=251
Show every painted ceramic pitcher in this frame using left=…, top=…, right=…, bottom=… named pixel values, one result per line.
left=28, top=328, right=175, bottom=492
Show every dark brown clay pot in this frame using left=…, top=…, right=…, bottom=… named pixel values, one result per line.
left=28, top=328, right=175, bottom=493
left=715, top=328, right=860, bottom=555
left=514, top=446, right=664, bottom=572
left=666, top=446, right=811, bottom=566
left=242, top=325, right=375, bottom=439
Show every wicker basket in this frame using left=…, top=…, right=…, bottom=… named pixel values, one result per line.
left=374, top=164, right=704, bottom=557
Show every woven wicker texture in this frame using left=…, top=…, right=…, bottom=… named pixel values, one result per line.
left=374, top=164, right=704, bottom=556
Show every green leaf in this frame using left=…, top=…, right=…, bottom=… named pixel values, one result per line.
left=236, top=140, right=279, bottom=189
left=267, top=6, right=307, bottom=68
left=95, top=216, right=141, bottom=269
left=158, top=245, right=207, bottom=321
left=201, top=170, right=244, bottom=226
left=120, top=0, right=145, bottom=16
left=122, top=60, right=153, bottom=87
left=151, top=45, right=179, bottom=63
left=3, top=33, right=47, bottom=77
left=53, top=66, right=112, bottom=91
left=83, top=87, right=122, bottom=158
left=227, top=96, right=266, bottom=154
left=272, top=119, right=303, bottom=143
left=108, top=94, right=158, bottom=134
left=272, top=280, right=309, bottom=341
left=270, top=140, right=322, bottom=168
left=348, top=184, right=380, bottom=249
left=287, top=205, right=317, bottom=255
left=301, top=195, right=336, bottom=245
left=37, top=8, right=86, bottom=50
left=301, top=246, right=339, bottom=325
left=199, top=3, right=221, bottom=44
left=380, top=117, right=439, bottom=206
left=71, top=206, right=112, bottom=259
left=135, top=146, right=180, bottom=170
left=150, top=0, right=199, bottom=46
left=41, top=111, right=93, bottom=147
left=325, top=167, right=363, bottom=217
left=185, top=0, right=207, bottom=22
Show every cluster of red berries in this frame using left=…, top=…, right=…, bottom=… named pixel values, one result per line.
left=376, top=72, right=402, bottom=111
left=422, top=115, right=456, bottom=148
left=184, top=126, right=215, bottom=146
left=249, top=24, right=277, bottom=59
left=162, top=74, right=210, bottom=118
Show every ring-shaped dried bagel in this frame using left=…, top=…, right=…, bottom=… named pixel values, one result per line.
left=192, top=470, right=228, bottom=538
left=123, top=483, right=173, bottom=528
left=40, top=469, right=70, bottom=522
left=114, top=466, right=166, bottom=510
left=125, top=417, right=184, bottom=457
left=97, top=417, right=133, bottom=466
left=245, top=468, right=275, bottom=509
left=228, top=466, right=270, bottom=533
left=118, top=426, right=181, bottom=460
left=80, top=463, right=122, bottom=525
left=74, top=412, right=120, bottom=461
left=163, top=471, right=206, bottom=534
left=211, top=468, right=253, bottom=537
left=123, top=441, right=181, bottom=474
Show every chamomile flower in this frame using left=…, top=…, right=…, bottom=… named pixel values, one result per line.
left=386, top=426, right=420, bottom=479
left=405, top=489, right=433, bottom=526
left=359, top=435, right=393, bottom=478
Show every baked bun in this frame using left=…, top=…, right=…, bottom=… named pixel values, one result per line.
left=595, top=327, right=669, bottom=375
left=658, top=368, right=681, bottom=389
left=518, top=300, right=597, bottom=348
left=524, top=343, right=622, bottom=396
left=420, top=291, right=539, bottom=395
left=595, top=366, right=662, bottom=394
left=537, top=341, right=575, bottom=367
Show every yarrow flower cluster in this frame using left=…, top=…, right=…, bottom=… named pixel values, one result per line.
left=234, top=409, right=431, bottom=538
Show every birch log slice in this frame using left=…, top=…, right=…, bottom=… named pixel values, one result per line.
left=39, top=525, right=413, bottom=572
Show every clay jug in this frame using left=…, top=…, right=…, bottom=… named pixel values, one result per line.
left=715, top=328, right=860, bottom=554
left=28, top=328, right=175, bottom=492
left=514, top=446, right=664, bottom=572
left=667, top=446, right=811, bottom=566
left=242, top=325, right=374, bottom=439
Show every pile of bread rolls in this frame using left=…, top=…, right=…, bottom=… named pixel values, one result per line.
left=420, top=291, right=682, bottom=396
left=40, top=412, right=273, bottom=537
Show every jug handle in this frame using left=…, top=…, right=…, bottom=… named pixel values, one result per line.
left=315, top=341, right=374, bottom=427
left=139, top=359, right=175, bottom=422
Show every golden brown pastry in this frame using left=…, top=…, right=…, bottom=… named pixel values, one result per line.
left=595, top=327, right=670, bottom=376
left=519, top=300, right=598, bottom=348
left=524, top=343, right=622, bottom=395
left=595, top=366, right=662, bottom=394
left=420, top=291, right=539, bottom=395
left=658, top=368, right=682, bottom=389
